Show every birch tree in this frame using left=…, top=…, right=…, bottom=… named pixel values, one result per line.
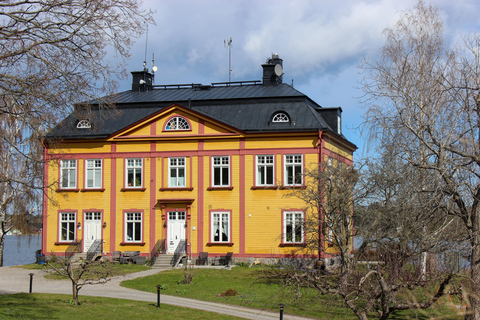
left=361, top=1, right=480, bottom=318
left=0, top=0, right=154, bottom=266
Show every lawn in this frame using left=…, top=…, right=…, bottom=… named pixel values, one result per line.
left=121, top=265, right=460, bottom=320
left=0, top=293, right=243, bottom=320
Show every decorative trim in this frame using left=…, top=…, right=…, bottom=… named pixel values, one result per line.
left=81, top=188, right=105, bottom=192
left=119, top=242, right=145, bottom=246
left=279, top=186, right=306, bottom=190
left=54, top=241, right=77, bottom=246
left=160, top=187, right=193, bottom=191
left=56, top=188, right=80, bottom=193
left=206, top=242, right=234, bottom=247
left=207, top=186, right=234, bottom=191
left=121, top=187, right=146, bottom=192
left=250, top=186, right=278, bottom=190
left=279, top=243, right=307, bottom=247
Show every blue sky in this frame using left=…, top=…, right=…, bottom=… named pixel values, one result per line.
left=116, top=0, right=480, bottom=158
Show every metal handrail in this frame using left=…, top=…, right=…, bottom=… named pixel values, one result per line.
left=65, top=240, right=82, bottom=261
left=149, top=239, right=166, bottom=266
left=86, top=239, right=102, bottom=261
left=172, top=240, right=186, bottom=267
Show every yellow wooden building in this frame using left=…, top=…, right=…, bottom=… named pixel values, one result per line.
left=42, top=55, right=356, bottom=265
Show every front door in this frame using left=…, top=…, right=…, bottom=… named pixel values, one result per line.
left=84, top=212, right=102, bottom=252
left=167, top=211, right=186, bottom=254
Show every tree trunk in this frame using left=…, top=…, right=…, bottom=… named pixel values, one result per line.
left=72, top=282, right=79, bottom=306
left=467, top=231, right=480, bottom=320
left=0, top=233, right=4, bottom=267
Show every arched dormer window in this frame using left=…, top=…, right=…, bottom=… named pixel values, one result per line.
left=76, top=120, right=91, bottom=129
left=165, top=116, right=190, bottom=130
left=272, top=112, right=290, bottom=123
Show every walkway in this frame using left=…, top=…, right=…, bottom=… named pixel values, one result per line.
left=0, top=266, right=315, bottom=320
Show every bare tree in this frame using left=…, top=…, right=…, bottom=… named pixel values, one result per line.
left=270, top=150, right=461, bottom=320
left=361, top=1, right=480, bottom=317
left=0, top=0, right=154, bottom=266
left=48, top=258, right=112, bottom=305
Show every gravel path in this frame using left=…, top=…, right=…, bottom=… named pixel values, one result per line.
left=0, top=266, right=315, bottom=320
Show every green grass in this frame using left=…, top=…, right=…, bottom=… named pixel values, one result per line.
left=121, top=265, right=460, bottom=320
left=0, top=293, right=243, bottom=320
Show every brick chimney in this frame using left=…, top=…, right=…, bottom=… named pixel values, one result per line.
left=262, top=53, right=283, bottom=86
left=131, top=70, right=153, bottom=92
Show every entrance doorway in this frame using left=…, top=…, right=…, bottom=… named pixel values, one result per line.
left=84, top=212, right=102, bottom=252
left=167, top=211, right=186, bottom=254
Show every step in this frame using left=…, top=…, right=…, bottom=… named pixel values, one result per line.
left=152, top=254, right=173, bottom=269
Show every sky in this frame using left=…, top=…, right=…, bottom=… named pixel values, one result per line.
left=116, top=0, right=480, bottom=158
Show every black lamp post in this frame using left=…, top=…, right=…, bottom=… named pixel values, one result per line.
left=28, top=273, right=34, bottom=293
left=278, top=303, right=285, bottom=320
left=156, top=285, right=162, bottom=308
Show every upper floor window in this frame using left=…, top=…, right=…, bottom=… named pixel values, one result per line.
left=76, top=120, right=91, bottom=129
left=272, top=112, right=289, bottom=123
left=165, top=116, right=190, bottom=130
left=126, top=158, right=142, bottom=188
left=85, top=159, right=102, bottom=189
left=60, top=159, right=77, bottom=189
left=256, top=155, right=274, bottom=186
left=284, top=155, right=303, bottom=186
left=212, top=156, right=230, bottom=187
left=169, top=157, right=186, bottom=187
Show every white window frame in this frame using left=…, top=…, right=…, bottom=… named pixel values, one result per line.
left=256, top=155, right=275, bottom=186
left=165, top=116, right=190, bottom=130
left=125, top=158, right=143, bottom=188
left=60, top=159, right=77, bottom=189
left=169, top=157, right=186, bottom=187
left=211, top=211, right=230, bottom=243
left=125, top=212, right=142, bottom=242
left=284, top=211, right=304, bottom=244
left=77, top=119, right=91, bottom=129
left=272, top=112, right=289, bottom=123
left=284, top=155, right=303, bottom=186
left=60, top=212, right=76, bottom=242
left=212, top=156, right=230, bottom=187
left=85, top=159, right=102, bottom=189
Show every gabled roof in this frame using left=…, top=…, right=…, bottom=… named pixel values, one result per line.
left=47, top=81, right=355, bottom=149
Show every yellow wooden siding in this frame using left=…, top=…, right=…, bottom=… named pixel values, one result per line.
left=245, top=136, right=315, bottom=150
left=124, top=123, right=151, bottom=136
left=324, top=139, right=354, bottom=160
left=116, top=142, right=150, bottom=153
left=203, top=121, right=233, bottom=134
left=203, top=140, right=240, bottom=151
left=48, top=142, right=110, bottom=154
left=157, top=140, right=199, bottom=152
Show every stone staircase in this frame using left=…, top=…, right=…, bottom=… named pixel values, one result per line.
left=151, top=254, right=173, bottom=269
left=68, top=252, right=102, bottom=266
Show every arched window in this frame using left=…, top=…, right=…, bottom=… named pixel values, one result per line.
left=272, top=112, right=289, bottom=123
left=165, top=116, right=190, bottom=130
left=76, top=120, right=91, bottom=129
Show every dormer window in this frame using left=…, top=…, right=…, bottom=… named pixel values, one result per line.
left=165, top=116, right=190, bottom=130
left=76, top=120, right=91, bottom=129
left=272, top=112, right=289, bottom=123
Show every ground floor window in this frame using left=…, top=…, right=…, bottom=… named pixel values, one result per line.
left=125, top=212, right=142, bottom=242
left=211, top=211, right=230, bottom=243
left=60, top=212, right=76, bottom=242
left=284, top=211, right=303, bottom=243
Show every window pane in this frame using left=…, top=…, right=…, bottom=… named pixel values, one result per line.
left=286, top=166, right=293, bottom=185
left=213, top=214, right=220, bottom=242
left=221, top=167, right=229, bottom=185
left=214, top=167, right=221, bottom=185
left=127, top=223, right=133, bottom=241
left=266, top=166, right=273, bottom=184
left=134, top=222, right=141, bottom=241
left=94, top=169, right=101, bottom=187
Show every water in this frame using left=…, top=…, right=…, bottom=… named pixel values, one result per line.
left=3, top=234, right=42, bottom=267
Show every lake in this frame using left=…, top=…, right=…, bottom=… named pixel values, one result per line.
left=3, top=234, right=42, bottom=267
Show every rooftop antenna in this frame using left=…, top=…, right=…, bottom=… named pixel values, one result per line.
left=151, top=53, right=157, bottom=85
left=224, top=37, right=232, bottom=82
left=143, top=24, right=148, bottom=72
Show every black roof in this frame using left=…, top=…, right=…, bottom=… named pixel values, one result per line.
left=47, top=81, right=354, bottom=148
